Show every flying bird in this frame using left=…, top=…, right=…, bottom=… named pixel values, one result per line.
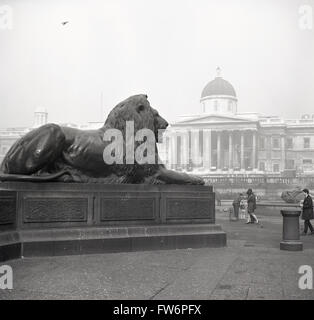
left=61, top=21, right=69, bottom=26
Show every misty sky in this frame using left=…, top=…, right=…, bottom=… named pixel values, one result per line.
left=0, top=0, right=314, bottom=127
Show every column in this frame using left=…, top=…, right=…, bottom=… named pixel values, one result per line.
left=191, top=129, right=201, bottom=167
left=252, top=130, right=257, bottom=170
left=181, top=130, right=189, bottom=169
left=164, top=134, right=170, bottom=167
left=203, top=129, right=212, bottom=171
left=170, top=132, right=177, bottom=170
left=217, top=131, right=221, bottom=170
left=228, top=132, right=233, bottom=169
left=240, top=131, right=245, bottom=170
left=266, top=135, right=272, bottom=173
left=281, top=134, right=286, bottom=171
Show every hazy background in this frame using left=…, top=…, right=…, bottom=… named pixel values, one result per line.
left=0, top=0, right=313, bottom=127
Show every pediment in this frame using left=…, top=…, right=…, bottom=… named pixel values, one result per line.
left=175, top=114, right=256, bottom=125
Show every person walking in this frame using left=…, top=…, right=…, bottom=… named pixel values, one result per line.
left=232, top=193, right=243, bottom=221
left=246, top=188, right=259, bottom=224
left=301, top=188, right=314, bottom=235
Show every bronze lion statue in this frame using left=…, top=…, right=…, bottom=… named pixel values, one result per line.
left=281, top=187, right=304, bottom=203
left=0, top=94, right=204, bottom=185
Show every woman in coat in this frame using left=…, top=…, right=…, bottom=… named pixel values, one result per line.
left=301, top=188, right=314, bottom=235
left=232, top=193, right=243, bottom=220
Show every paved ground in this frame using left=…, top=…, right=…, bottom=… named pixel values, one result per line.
left=1, top=210, right=314, bottom=300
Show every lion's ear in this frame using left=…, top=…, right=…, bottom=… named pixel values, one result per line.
left=137, top=105, right=145, bottom=113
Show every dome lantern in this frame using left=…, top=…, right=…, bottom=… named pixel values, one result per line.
left=200, top=68, right=237, bottom=115
left=216, top=66, right=222, bottom=78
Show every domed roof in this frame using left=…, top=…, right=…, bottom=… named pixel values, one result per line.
left=201, top=68, right=236, bottom=98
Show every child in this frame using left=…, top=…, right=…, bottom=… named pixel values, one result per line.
left=239, top=197, right=247, bottom=220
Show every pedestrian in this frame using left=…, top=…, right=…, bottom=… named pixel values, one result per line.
left=216, top=191, right=222, bottom=207
left=301, top=188, right=314, bottom=236
left=246, top=188, right=259, bottom=224
left=232, top=193, right=243, bottom=220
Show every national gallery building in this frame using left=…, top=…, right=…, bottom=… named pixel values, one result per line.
left=162, top=68, right=314, bottom=177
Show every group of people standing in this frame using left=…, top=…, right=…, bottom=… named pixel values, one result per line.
left=231, top=187, right=314, bottom=235
left=232, top=188, right=259, bottom=224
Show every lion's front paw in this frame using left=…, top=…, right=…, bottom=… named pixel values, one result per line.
left=188, top=175, right=205, bottom=185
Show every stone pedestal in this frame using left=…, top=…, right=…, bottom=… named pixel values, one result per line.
left=0, top=182, right=226, bottom=261
left=280, top=209, right=303, bottom=251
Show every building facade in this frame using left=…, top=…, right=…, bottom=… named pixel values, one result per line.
left=163, top=68, right=314, bottom=177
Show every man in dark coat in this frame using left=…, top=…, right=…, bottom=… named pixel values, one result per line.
left=301, top=188, right=314, bottom=235
left=246, top=188, right=259, bottom=224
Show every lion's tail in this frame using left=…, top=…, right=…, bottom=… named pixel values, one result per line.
left=0, top=170, right=69, bottom=182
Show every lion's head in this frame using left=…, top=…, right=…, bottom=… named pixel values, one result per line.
left=104, top=94, right=168, bottom=142
left=101, top=94, right=169, bottom=182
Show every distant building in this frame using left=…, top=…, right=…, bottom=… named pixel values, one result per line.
left=33, top=107, right=48, bottom=128
left=163, top=68, right=314, bottom=177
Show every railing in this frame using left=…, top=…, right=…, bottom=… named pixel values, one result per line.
left=204, top=176, right=314, bottom=187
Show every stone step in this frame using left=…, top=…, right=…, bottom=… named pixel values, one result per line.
left=0, top=224, right=226, bottom=261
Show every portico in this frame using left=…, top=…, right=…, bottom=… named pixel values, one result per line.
left=167, top=124, right=259, bottom=173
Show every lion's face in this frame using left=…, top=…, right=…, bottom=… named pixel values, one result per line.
left=151, top=106, right=169, bottom=142
left=105, top=94, right=168, bottom=142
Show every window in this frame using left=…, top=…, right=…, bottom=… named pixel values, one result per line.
left=303, top=159, right=312, bottom=165
left=214, top=100, right=218, bottom=111
left=286, top=159, right=295, bottom=169
left=304, top=137, right=310, bottom=149
left=228, top=100, right=232, bottom=112
left=259, top=162, right=265, bottom=171
left=272, top=138, right=280, bottom=149
left=259, top=137, right=265, bottom=149
left=303, top=159, right=313, bottom=171
left=286, top=138, right=293, bottom=149
left=273, top=163, right=280, bottom=172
